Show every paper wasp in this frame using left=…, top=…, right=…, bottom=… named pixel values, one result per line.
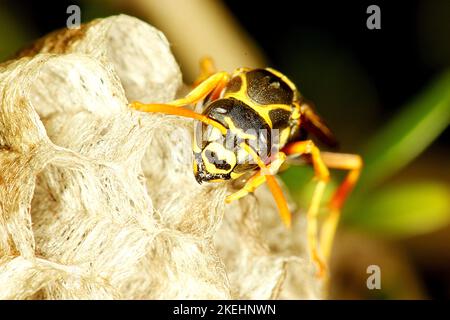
left=130, top=58, right=362, bottom=276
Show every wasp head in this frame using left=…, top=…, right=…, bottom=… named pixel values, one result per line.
left=193, top=123, right=237, bottom=183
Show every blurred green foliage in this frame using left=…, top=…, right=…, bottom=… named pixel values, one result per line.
left=360, top=71, right=450, bottom=189
left=283, top=70, right=450, bottom=238
left=344, top=71, right=450, bottom=237
left=346, top=181, right=450, bottom=236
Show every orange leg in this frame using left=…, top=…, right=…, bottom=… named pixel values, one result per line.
left=147, top=71, right=230, bottom=107
left=129, top=71, right=230, bottom=133
left=265, top=173, right=292, bottom=228
left=131, top=102, right=227, bottom=134
left=193, top=56, right=217, bottom=86
left=318, top=152, right=362, bottom=264
left=283, top=140, right=330, bottom=277
left=193, top=57, right=228, bottom=101
left=225, top=151, right=290, bottom=226
left=229, top=143, right=292, bottom=228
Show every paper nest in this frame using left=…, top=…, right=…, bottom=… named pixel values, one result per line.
left=0, top=15, right=323, bottom=299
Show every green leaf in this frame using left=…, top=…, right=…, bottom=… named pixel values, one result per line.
left=360, top=71, right=450, bottom=189
left=344, top=181, right=450, bottom=237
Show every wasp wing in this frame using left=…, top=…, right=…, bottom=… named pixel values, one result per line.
left=300, top=101, right=339, bottom=148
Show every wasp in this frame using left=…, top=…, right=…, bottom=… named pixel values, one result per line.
left=130, top=58, right=362, bottom=276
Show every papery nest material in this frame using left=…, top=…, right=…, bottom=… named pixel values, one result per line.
left=0, top=15, right=323, bottom=299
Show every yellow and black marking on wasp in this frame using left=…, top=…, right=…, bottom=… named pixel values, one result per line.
left=130, top=58, right=362, bottom=277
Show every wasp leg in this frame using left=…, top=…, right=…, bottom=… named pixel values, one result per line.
left=264, top=169, right=292, bottom=228
left=230, top=144, right=292, bottom=228
left=131, top=71, right=230, bottom=109
left=168, top=71, right=229, bottom=106
left=131, top=102, right=228, bottom=134
left=130, top=71, right=230, bottom=133
left=226, top=172, right=266, bottom=202
left=193, top=56, right=217, bottom=86
left=225, top=152, right=286, bottom=200
left=318, top=152, right=362, bottom=266
left=283, top=140, right=330, bottom=278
